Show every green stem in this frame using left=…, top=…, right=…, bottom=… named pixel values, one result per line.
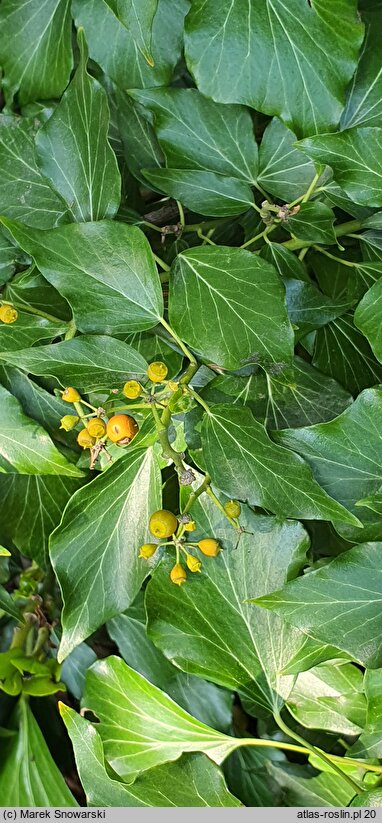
left=105, top=403, right=152, bottom=413
left=283, top=219, right=363, bottom=251
left=274, top=711, right=363, bottom=795
left=154, top=253, right=171, bottom=272
left=64, top=319, right=77, bottom=340
left=197, top=228, right=216, bottom=246
left=176, top=200, right=185, bottom=229
left=311, top=245, right=358, bottom=267
left=240, top=224, right=276, bottom=250
left=206, top=485, right=240, bottom=531
left=182, top=474, right=211, bottom=516
left=238, top=737, right=382, bottom=776
left=32, top=627, right=49, bottom=657
left=160, top=317, right=198, bottom=369
left=301, top=171, right=320, bottom=203
left=150, top=401, right=186, bottom=475
left=185, top=385, right=211, bottom=415
left=73, top=401, right=88, bottom=425
left=2, top=300, right=62, bottom=324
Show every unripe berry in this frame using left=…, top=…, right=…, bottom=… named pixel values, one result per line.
left=62, top=387, right=81, bottom=403
left=224, top=500, right=241, bottom=518
left=123, top=380, right=143, bottom=400
left=77, top=429, right=96, bottom=449
left=106, top=414, right=139, bottom=443
left=170, top=563, right=187, bottom=586
left=184, top=520, right=196, bottom=532
left=167, top=381, right=179, bottom=392
left=147, top=361, right=168, bottom=383
left=197, top=538, right=221, bottom=557
left=0, top=304, right=17, bottom=324
left=87, top=417, right=106, bottom=438
left=59, top=414, right=79, bottom=432
left=149, top=510, right=178, bottom=539
left=186, top=554, right=202, bottom=573
left=139, top=543, right=157, bottom=559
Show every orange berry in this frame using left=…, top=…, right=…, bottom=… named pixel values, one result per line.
left=77, top=429, right=96, bottom=449
left=0, top=304, right=17, bottom=324
left=106, top=414, right=139, bottom=443
left=170, top=563, right=187, bottom=586
left=62, top=387, right=81, bottom=403
left=86, top=418, right=106, bottom=438
left=197, top=538, right=221, bottom=557
left=149, top=510, right=178, bottom=539
left=147, top=361, right=168, bottom=383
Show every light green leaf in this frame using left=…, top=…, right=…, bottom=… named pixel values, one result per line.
left=35, top=30, right=121, bottom=223
left=146, top=495, right=309, bottom=714
left=0, top=117, right=69, bottom=229
left=1, top=335, right=148, bottom=392
left=268, top=762, right=355, bottom=807
left=287, top=662, right=366, bottom=735
left=0, top=699, right=75, bottom=806
left=108, top=604, right=232, bottom=731
left=355, top=278, right=382, bottom=362
left=142, top=168, right=255, bottom=217
left=0, top=0, right=73, bottom=106
left=274, top=388, right=382, bottom=541
left=83, top=656, right=242, bottom=781
left=0, top=312, right=67, bottom=352
left=254, top=541, right=382, bottom=668
left=351, top=790, right=382, bottom=808
left=132, top=88, right=258, bottom=182
left=169, top=246, right=294, bottom=370
left=258, top=119, right=316, bottom=201
left=349, top=669, right=382, bottom=759
left=300, top=128, right=382, bottom=207
left=61, top=707, right=240, bottom=807
left=51, top=448, right=162, bottom=661
left=117, top=0, right=158, bottom=65
left=285, top=203, right=336, bottom=245
left=341, top=6, right=382, bottom=129
left=184, top=0, right=363, bottom=137
left=72, top=0, right=188, bottom=90
left=201, top=405, right=358, bottom=524
left=0, top=475, right=84, bottom=569
left=0, top=219, right=163, bottom=335
left=0, top=384, right=83, bottom=477
left=313, top=313, right=382, bottom=394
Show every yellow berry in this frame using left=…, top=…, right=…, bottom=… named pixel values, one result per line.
left=197, top=538, right=221, bottom=557
left=59, top=414, right=79, bottom=432
left=123, top=380, right=143, bottom=400
left=186, top=554, right=202, bottom=573
left=149, top=510, right=178, bottom=539
left=147, top=361, right=168, bottom=383
left=139, top=543, right=157, bottom=559
left=77, top=429, right=96, bottom=449
left=87, top=418, right=106, bottom=438
left=167, top=381, right=179, bottom=392
left=106, top=414, right=139, bottom=443
left=0, top=304, right=17, bottom=324
left=170, top=563, right=187, bottom=586
left=184, top=520, right=196, bottom=532
left=224, top=500, right=241, bottom=518
left=62, top=387, right=81, bottom=403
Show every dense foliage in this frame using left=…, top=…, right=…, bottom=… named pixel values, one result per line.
left=1, top=0, right=382, bottom=808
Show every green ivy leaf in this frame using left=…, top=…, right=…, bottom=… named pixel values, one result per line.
left=61, top=707, right=240, bottom=807
left=0, top=585, right=21, bottom=620
left=169, top=246, right=294, bottom=370
left=0, top=385, right=83, bottom=477
left=349, top=669, right=382, bottom=759
left=355, top=278, right=382, bottom=362
left=201, top=404, right=359, bottom=524
left=117, top=0, right=158, bottom=65
left=254, top=542, right=382, bottom=668
left=142, top=168, right=255, bottom=217
left=35, top=29, right=121, bottom=222
left=51, top=449, right=162, bottom=661
left=1, top=335, right=148, bottom=392
left=0, top=0, right=73, bottom=106
left=258, top=119, right=316, bottom=201
left=0, top=219, right=164, bottom=334
left=285, top=203, right=336, bottom=245
left=285, top=280, right=352, bottom=339
left=313, top=313, right=382, bottom=394
left=184, top=0, right=363, bottom=137
left=0, top=699, right=76, bottom=805
left=0, top=313, right=67, bottom=352
left=287, top=662, right=366, bottom=735
left=341, top=6, right=382, bottom=129
left=268, top=762, right=355, bottom=807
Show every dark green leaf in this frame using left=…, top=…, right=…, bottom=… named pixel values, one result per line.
left=260, top=243, right=310, bottom=283
left=285, top=280, right=353, bottom=339
left=117, top=0, right=158, bottom=65
left=142, top=168, right=255, bottom=217
left=116, top=91, right=164, bottom=185
left=5, top=268, right=71, bottom=322
left=285, top=203, right=336, bottom=245
left=258, top=119, right=316, bottom=201
left=355, top=278, right=382, bottom=362
left=0, top=699, right=75, bottom=806
left=0, top=219, right=163, bottom=335
left=341, top=7, right=382, bottom=129
left=61, top=707, right=240, bottom=807
left=255, top=542, right=382, bottom=667
left=349, top=669, right=382, bottom=759
left=184, top=0, right=363, bottom=137
left=169, top=247, right=294, bottom=370
left=313, top=313, right=382, bottom=394
left=201, top=405, right=358, bottom=524
left=268, top=762, right=355, bottom=807
left=0, top=0, right=73, bottom=106
left=0, top=117, right=69, bottom=229
left=0, top=586, right=21, bottom=621
left=0, top=335, right=148, bottom=392
left=35, top=30, right=121, bottom=222
left=51, top=449, right=162, bottom=661
left=274, top=388, right=382, bottom=541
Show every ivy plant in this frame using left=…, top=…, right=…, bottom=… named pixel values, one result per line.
left=1, top=0, right=382, bottom=809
